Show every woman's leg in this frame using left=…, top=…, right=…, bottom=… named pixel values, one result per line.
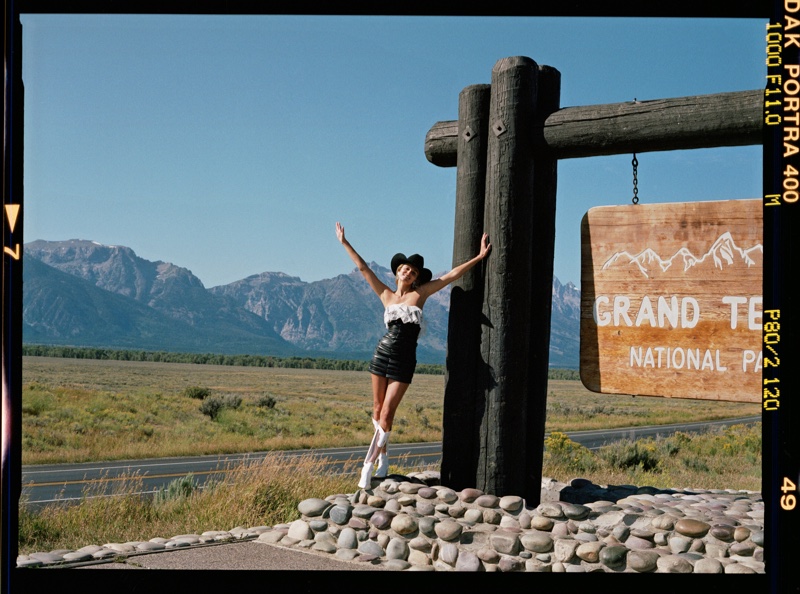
left=378, top=379, right=410, bottom=433
left=358, top=427, right=381, bottom=488
left=368, top=375, right=408, bottom=455
left=361, top=373, right=389, bottom=468
left=370, top=373, right=389, bottom=452
left=366, top=376, right=409, bottom=482
left=374, top=379, right=409, bottom=479
left=371, top=373, right=388, bottom=422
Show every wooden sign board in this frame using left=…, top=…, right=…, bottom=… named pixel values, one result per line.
left=580, top=199, right=761, bottom=403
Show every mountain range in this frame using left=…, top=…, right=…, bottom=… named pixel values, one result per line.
left=22, top=239, right=581, bottom=368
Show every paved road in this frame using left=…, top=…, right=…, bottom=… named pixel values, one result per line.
left=20, top=442, right=441, bottom=508
left=559, top=414, right=761, bottom=450
left=21, top=415, right=760, bottom=508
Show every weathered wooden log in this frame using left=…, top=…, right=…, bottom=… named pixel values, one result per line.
left=524, top=64, right=560, bottom=506
left=478, top=57, right=538, bottom=497
left=425, top=89, right=763, bottom=166
left=441, top=84, right=491, bottom=490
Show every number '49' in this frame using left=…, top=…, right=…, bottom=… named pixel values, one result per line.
left=781, top=476, right=796, bottom=511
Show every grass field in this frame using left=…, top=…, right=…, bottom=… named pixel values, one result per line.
left=18, top=355, right=763, bottom=555
left=21, top=355, right=760, bottom=465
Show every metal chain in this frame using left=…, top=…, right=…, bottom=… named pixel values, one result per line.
left=630, top=96, right=640, bottom=205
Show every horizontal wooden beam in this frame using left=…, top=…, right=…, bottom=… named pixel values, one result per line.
left=424, top=89, right=763, bottom=166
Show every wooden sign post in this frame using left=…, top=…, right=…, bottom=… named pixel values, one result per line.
left=580, top=199, right=762, bottom=403
left=426, top=54, right=763, bottom=505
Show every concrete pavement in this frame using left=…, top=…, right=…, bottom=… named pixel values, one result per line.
left=76, top=539, right=385, bottom=571
left=15, top=539, right=390, bottom=594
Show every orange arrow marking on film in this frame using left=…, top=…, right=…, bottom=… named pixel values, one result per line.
left=5, top=205, right=20, bottom=232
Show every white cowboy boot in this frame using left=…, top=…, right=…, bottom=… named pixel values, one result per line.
left=375, top=452, right=389, bottom=478
left=377, top=426, right=390, bottom=448
left=358, top=460, right=374, bottom=489
left=372, top=417, right=391, bottom=448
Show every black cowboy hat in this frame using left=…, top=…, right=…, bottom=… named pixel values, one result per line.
left=391, top=253, right=432, bottom=285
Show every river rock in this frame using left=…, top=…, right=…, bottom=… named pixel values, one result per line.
left=298, top=498, right=331, bottom=517
left=19, top=473, right=763, bottom=575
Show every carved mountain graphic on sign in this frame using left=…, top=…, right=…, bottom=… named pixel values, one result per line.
left=601, top=232, right=763, bottom=279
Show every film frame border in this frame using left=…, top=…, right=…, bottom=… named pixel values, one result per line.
left=0, top=3, right=789, bottom=592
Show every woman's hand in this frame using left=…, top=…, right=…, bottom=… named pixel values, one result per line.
left=336, top=221, right=390, bottom=299
left=418, top=231, right=491, bottom=299
left=478, top=232, right=492, bottom=259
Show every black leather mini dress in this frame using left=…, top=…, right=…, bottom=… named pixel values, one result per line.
left=368, top=318, right=421, bottom=384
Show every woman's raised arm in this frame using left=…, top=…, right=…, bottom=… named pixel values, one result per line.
left=336, top=222, right=390, bottom=298
left=419, top=233, right=491, bottom=297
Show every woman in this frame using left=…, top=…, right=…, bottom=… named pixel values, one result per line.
left=335, top=221, right=491, bottom=489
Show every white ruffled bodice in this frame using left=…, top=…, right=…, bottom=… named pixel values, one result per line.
left=383, top=303, right=423, bottom=327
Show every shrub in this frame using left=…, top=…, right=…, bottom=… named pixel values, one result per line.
left=681, top=457, right=710, bottom=473
left=600, top=439, right=661, bottom=472
left=154, top=474, right=198, bottom=503
left=221, top=394, right=242, bottom=410
left=22, top=392, right=50, bottom=417
left=183, top=386, right=211, bottom=400
left=200, top=396, right=224, bottom=419
left=544, top=431, right=598, bottom=473
left=200, top=394, right=242, bottom=420
left=255, top=394, right=277, bottom=409
left=659, top=439, right=681, bottom=457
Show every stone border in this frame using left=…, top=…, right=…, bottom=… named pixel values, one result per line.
left=17, top=474, right=764, bottom=573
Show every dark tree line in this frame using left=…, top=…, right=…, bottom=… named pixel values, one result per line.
left=21, top=344, right=579, bottom=380
left=20, top=344, right=444, bottom=374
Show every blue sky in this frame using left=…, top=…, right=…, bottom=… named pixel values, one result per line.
left=20, top=14, right=766, bottom=289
